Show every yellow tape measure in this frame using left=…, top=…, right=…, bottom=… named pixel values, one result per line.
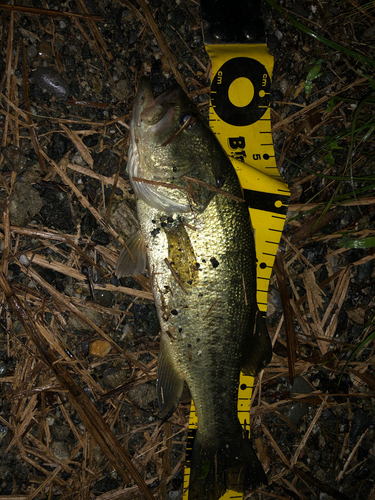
left=182, top=36, right=290, bottom=499
left=207, top=44, right=280, bottom=179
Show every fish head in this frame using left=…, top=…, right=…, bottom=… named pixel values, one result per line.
left=128, top=77, right=227, bottom=214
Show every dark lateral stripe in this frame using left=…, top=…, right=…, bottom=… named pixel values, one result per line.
left=243, top=188, right=289, bottom=215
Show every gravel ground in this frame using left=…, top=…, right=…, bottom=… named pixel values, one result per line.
left=0, top=1, right=375, bottom=499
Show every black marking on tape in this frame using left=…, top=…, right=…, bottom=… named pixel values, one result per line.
left=185, top=428, right=197, bottom=462
left=211, top=57, right=270, bottom=126
left=244, top=189, right=289, bottom=215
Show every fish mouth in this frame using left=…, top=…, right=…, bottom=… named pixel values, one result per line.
left=135, top=77, right=182, bottom=136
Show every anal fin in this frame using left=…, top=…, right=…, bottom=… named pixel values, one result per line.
left=157, top=336, right=184, bottom=417
left=242, top=309, right=273, bottom=377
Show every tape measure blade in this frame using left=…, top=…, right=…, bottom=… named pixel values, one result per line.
left=231, top=157, right=289, bottom=195
left=206, top=44, right=281, bottom=180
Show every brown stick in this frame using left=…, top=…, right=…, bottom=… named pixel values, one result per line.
left=182, top=176, right=245, bottom=203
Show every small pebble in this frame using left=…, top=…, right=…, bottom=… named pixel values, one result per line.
left=19, top=27, right=37, bottom=43
left=0, top=425, right=8, bottom=445
left=285, top=402, right=309, bottom=425
left=26, top=44, right=38, bottom=59
left=128, top=383, right=156, bottom=406
left=50, top=440, right=70, bottom=461
left=68, top=308, right=106, bottom=332
left=50, top=424, right=70, bottom=441
left=94, top=290, right=113, bottom=307
left=38, top=41, right=52, bottom=60
left=3, top=145, right=27, bottom=173
left=8, top=182, right=43, bottom=226
left=103, top=368, right=127, bottom=389
left=32, top=67, right=70, bottom=99
left=169, top=491, right=182, bottom=500
left=279, top=78, right=291, bottom=95
left=89, top=340, right=112, bottom=358
left=113, top=79, right=130, bottom=100
left=71, top=154, right=83, bottom=165
left=19, top=254, right=30, bottom=267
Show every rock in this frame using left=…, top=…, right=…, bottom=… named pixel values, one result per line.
left=32, top=67, right=70, bottom=99
left=8, top=182, right=43, bottom=226
left=50, top=441, right=70, bottom=461
left=50, top=424, right=70, bottom=441
left=89, top=340, right=112, bottom=358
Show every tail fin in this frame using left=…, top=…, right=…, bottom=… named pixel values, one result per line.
left=188, top=428, right=267, bottom=500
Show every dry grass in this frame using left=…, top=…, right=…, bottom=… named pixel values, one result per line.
left=0, top=0, right=375, bottom=499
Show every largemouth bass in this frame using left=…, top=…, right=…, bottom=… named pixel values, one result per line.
left=116, top=77, right=272, bottom=500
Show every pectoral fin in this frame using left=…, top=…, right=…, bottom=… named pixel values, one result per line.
left=115, top=230, right=147, bottom=278
left=157, top=336, right=184, bottom=417
left=242, top=309, right=273, bottom=377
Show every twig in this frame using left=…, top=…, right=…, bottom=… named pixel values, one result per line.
left=164, top=258, right=186, bottom=294
left=182, top=175, right=245, bottom=203
left=132, top=176, right=187, bottom=191
left=291, top=396, right=327, bottom=467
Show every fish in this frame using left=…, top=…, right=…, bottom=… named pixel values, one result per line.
left=116, top=77, right=272, bottom=500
